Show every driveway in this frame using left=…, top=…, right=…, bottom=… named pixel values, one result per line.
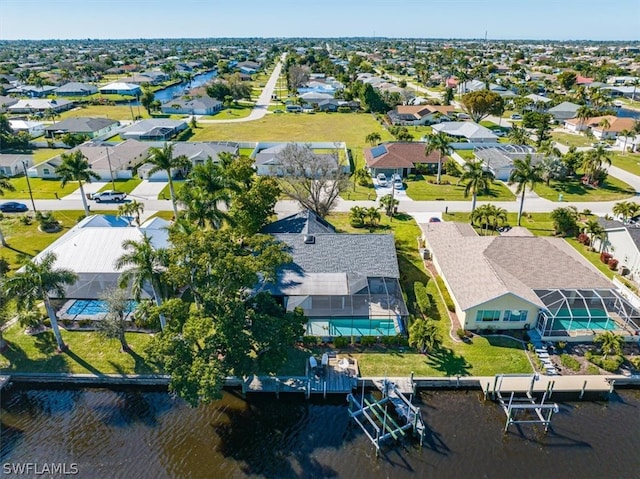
left=129, top=180, right=169, bottom=200
left=61, top=181, right=109, bottom=200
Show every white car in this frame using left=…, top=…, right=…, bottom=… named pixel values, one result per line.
left=376, top=173, right=388, bottom=187
left=393, top=175, right=403, bottom=190
left=91, top=190, right=127, bottom=202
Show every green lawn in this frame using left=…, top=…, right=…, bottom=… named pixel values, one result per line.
left=610, top=151, right=640, bottom=177
left=534, top=176, right=635, bottom=202
left=32, top=148, right=67, bottom=162
left=204, top=104, right=253, bottom=120
left=97, top=177, right=142, bottom=194
left=325, top=212, right=532, bottom=377
left=406, top=125, right=432, bottom=140
left=58, top=104, right=151, bottom=121
left=455, top=149, right=476, bottom=160
left=0, top=210, right=110, bottom=271
left=0, top=325, right=160, bottom=374
left=444, top=211, right=557, bottom=236
left=189, top=112, right=394, bottom=170
left=551, top=131, right=592, bottom=148
left=5, top=177, right=78, bottom=199
left=405, top=174, right=515, bottom=201
left=157, top=180, right=186, bottom=200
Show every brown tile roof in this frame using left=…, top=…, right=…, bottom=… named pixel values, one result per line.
left=395, top=104, right=455, bottom=119
left=364, top=142, right=443, bottom=169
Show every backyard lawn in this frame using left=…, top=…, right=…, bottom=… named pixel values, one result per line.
left=58, top=104, right=151, bottom=120
left=5, top=177, right=78, bottom=199
left=405, top=174, right=515, bottom=201
left=551, top=131, right=592, bottom=148
left=32, top=148, right=67, bottom=162
left=0, top=325, right=160, bottom=374
left=203, top=104, right=253, bottom=120
left=325, top=212, right=533, bottom=377
left=534, top=176, right=635, bottom=202
left=610, top=151, right=640, bottom=177
left=0, top=210, right=110, bottom=271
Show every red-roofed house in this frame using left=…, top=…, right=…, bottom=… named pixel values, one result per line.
left=363, top=142, right=444, bottom=177
left=576, top=75, right=594, bottom=85
left=564, top=115, right=636, bottom=139
left=387, top=104, right=456, bottom=125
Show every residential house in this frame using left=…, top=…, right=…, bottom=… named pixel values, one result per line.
left=7, top=85, right=57, bottom=98
left=28, top=139, right=151, bottom=180
left=26, top=215, right=170, bottom=300
left=564, top=115, right=636, bottom=139
left=261, top=210, right=408, bottom=338
left=524, top=93, right=552, bottom=111
left=299, top=91, right=334, bottom=105
left=137, top=141, right=239, bottom=180
left=593, top=218, right=640, bottom=281
left=55, top=82, right=98, bottom=96
left=547, top=101, right=580, bottom=121
left=160, top=96, right=223, bottom=115
left=119, top=119, right=188, bottom=141
left=44, top=117, right=120, bottom=139
left=252, top=142, right=349, bottom=177
left=364, top=142, right=443, bottom=178
left=387, top=104, right=455, bottom=125
left=0, top=96, right=19, bottom=112
left=457, top=79, right=516, bottom=98
left=128, top=71, right=168, bottom=85
left=474, top=146, right=542, bottom=181
left=0, top=153, right=33, bottom=177
left=432, top=122, right=499, bottom=143
left=8, top=120, right=45, bottom=138
left=423, top=222, right=640, bottom=341
left=8, top=98, right=74, bottom=114
left=98, top=82, right=142, bottom=96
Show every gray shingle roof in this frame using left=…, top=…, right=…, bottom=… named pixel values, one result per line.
left=261, top=210, right=336, bottom=234
left=45, top=117, right=118, bottom=133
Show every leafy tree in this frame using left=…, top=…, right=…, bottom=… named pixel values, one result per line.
left=0, top=173, right=16, bottom=247
left=594, top=331, right=623, bottom=359
left=458, top=160, right=494, bottom=212
left=98, top=288, right=132, bottom=352
left=5, top=252, right=77, bottom=351
left=140, top=87, right=156, bottom=115
left=147, top=143, right=191, bottom=219
left=424, top=132, right=452, bottom=184
left=229, top=176, right=280, bottom=236
left=558, top=71, right=577, bottom=91
left=277, top=143, right=349, bottom=218
left=538, top=155, right=566, bottom=185
left=443, top=87, right=454, bottom=105
left=60, top=133, right=89, bottom=148
left=409, top=318, right=441, bottom=354
left=562, top=147, right=583, bottom=177
left=206, top=81, right=231, bottom=101
left=461, top=90, right=504, bottom=123
left=379, top=193, right=399, bottom=217
left=287, top=65, right=310, bottom=90
left=55, top=150, right=100, bottom=217
left=508, top=155, right=542, bottom=226
left=0, top=280, right=11, bottom=351
left=116, top=235, right=168, bottom=330
left=550, top=206, right=579, bottom=236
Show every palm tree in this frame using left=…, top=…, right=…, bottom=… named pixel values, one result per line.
left=147, top=143, right=191, bottom=219
left=118, top=199, right=145, bottom=226
left=576, top=105, right=592, bottom=132
left=507, top=124, right=530, bottom=145
left=598, top=117, right=611, bottom=135
left=594, top=331, right=623, bottom=359
left=0, top=174, right=16, bottom=247
left=365, top=206, right=381, bottom=229
left=349, top=206, right=367, bottom=227
left=619, top=128, right=633, bottom=152
left=5, top=252, right=78, bottom=351
left=409, top=318, right=441, bottom=354
left=424, top=132, right=451, bottom=184
left=582, top=146, right=612, bottom=186
left=459, top=160, right=494, bottom=213
left=178, top=186, right=230, bottom=229
left=55, top=150, right=100, bottom=217
left=365, top=132, right=382, bottom=146
left=508, top=155, right=542, bottom=226
left=612, top=201, right=640, bottom=223
left=583, top=219, right=605, bottom=248
left=115, top=235, right=168, bottom=330
left=379, top=193, right=399, bottom=217
left=489, top=205, right=508, bottom=233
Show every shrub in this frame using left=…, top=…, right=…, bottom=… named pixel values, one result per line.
left=586, top=352, right=624, bottom=372
left=556, top=341, right=567, bottom=351
left=577, top=233, right=589, bottom=245
left=435, top=276, right=456, bottom=312
left=36, top=211, right=59, bottom=231
left=457, top=328, right=466, bottom=340
left=600, top=252, right=612, bottom=264
left=413, top=281, right=431, bottom=315
left=333, top=336, right=349, bottom=348
left=77, top=215, right=87, bottom=223
left=302, top=336, right=318, bottom=346
left=629, top=356, right=640, bottom=370
left=361, top=336, right=377, bottom=347
left=586, top=364, right=601, bottom=375
left=0, top=258, right=10, bottom=276
left=20, top=215, right=33, bottom=225
left=560, top=353, right=581, bottom=371
left=608, top=258, right=619, bottom=270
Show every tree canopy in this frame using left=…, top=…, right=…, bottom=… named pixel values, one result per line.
left=461, top=90, right=504, bottom=123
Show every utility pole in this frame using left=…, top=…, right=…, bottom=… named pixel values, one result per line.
left=105, top=147, right=116, bottom=190
left=22, top=161, right=37, bottom=213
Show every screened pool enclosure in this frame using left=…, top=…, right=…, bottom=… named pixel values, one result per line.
left=535, top=288, right=640, bottom=338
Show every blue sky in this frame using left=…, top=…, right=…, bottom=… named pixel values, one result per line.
left=1, top=0, right=638, bottom=41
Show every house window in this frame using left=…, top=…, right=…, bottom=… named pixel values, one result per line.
left=43, top=168, right=50, bottom=175
left=476, top=310, right=501, bottom=322
left=504, top=310, right=528, bottom=322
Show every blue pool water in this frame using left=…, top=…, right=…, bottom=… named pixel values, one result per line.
left=66, top=299, right=137, bottom=316
left=551, top=308, right=617, bottom=331
left=329, top=318, right=397, bottom=337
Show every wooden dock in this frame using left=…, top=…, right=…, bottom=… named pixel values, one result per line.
left=479, top=374, right=615, bottom=399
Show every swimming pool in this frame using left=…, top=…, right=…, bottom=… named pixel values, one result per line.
left=307, top=318, right=400, bottom=337
left=62, top=299, right=138, bottom=318
left=550, top=307, right=618, bottom=331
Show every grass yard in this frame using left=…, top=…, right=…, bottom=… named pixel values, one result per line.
left=610, top=151, right=640, bottom=177
left=0, top=325, right=160, bottom=374
left=97, top=177, right=142, bottom=194
left=406, top=125, right=433, bottom=140
left=32, top=148, right=67, bottom=162
left=405, top=174, right=515, bottom=201
left=342, top=182, right=377, bottom=201
left=58, top=104, right=151, bottom=121
left=189, top=112, right=394, bottom=170
left=455, top=149, right=476, bottom=160
left=5, top=177, right=78, bottom=199
left=204, top=104, right=253, bottom=120
left=157, top=180, right=186, bottom=200
left=0, top=210, right=110, bottom=271
left=444, top=211, right=557, bottom=236
left=325, top=212, right=533, bottom=377
left=551, top=131, right=592, bottom=148
left=535, top=176, right=635, bottom=202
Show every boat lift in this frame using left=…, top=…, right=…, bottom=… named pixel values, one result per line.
left=347, top=378, right=425, bottom=454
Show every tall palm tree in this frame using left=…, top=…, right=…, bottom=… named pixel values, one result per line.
left=584, top=219, right=605, bottom=248
left=509, top=155, right=542, bottom=226
left=55, top=150, right=99, bottom=217
left=576, top=105, right=592, bottom=132
left=115, top=235, right=168, bottom=330
left=178, top=186, right=230, bottom=229
left=582, top=146, right=612, bottom=185
left=0, top=174, right=16, bottom=247
left=409, top=318, right=441, bottom=354
left=424, top=132, right=451, bottom=184
left=612, top=201, right=640, bottom=223
left=507, top=124, right=530, bottom=145
left=5, top=252, right=78, bottom=351
left=458, top=160, right=494, bottom=213
left=365, top=132, right=382, bottom=146
left=598, top=117, right=611, bottom=135
left=147, top=143, right=191, bottom=219
left=619, top=128, right=633, bottom=152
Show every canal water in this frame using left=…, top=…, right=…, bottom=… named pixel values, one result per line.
left=617, top=107, right=640, bottom=120
left=128, top=70, right=218, bottom=105
left=1, top=387, right=638, bottom=479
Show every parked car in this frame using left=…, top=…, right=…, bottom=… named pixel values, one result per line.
left=393, top=175, right=403, bottom=190
left=273, top=109, right=284, bottom=114
left=91, top=190, right=127, bottom=202
left=592, top=142, right=611, bottom=149
left=376, top=173, right=388, bottom=187
left=457, top=113, right=471, bottom=120
left=0, top=201, right=28, bottom=212
left=510, top=113, right=522, bottom=120
left=428, top=217, right=442, bottom=223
